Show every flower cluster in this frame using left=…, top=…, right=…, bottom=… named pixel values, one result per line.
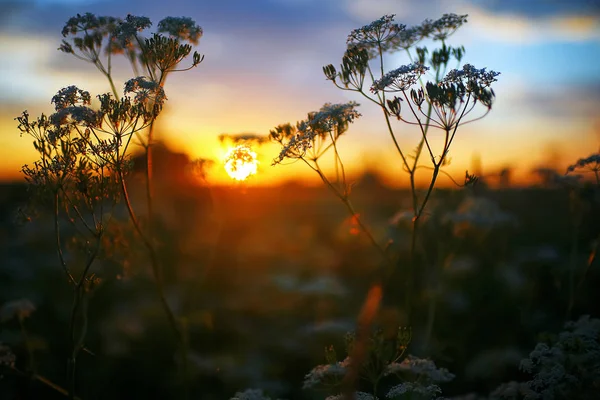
left=303, top=357, right=350, bottom=389
left=271, top=102, right=360, bottom=165
left=418, top=13, right=468, bottom=41
left=371, top=63, right=429, bottom=93
left=229, top=389, right=274, bottom=400
left=0, top=343, right=15, bottom=368
left=386, top=382, right=442, bottom=398
left=567, top=153, right=600, bottom=173
left=112, top=14, right=152, bottom=50
left=0, top=299, right=36, bottom=322
left=442, top=64, right=500, bottom=89
left=157, top=16, right=203, bottom=45
left=326, top=392, right=377, bottom=400
left=124, top=76, right=167, bottom=107
left=519, top=315, right=600, bottom=400
left=384, top=355, right=455, bottom=383
left=347, top=15, right=404, bottom=55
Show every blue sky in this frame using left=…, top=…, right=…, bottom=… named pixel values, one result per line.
left=1, top=0, right=599, bottom=185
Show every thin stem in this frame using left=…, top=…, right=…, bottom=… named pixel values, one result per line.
left=54, top=192, right=75, bottom=285
left=118, top=170, right=189, bottom=397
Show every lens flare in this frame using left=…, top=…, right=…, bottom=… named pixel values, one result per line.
left=224, top=145, right=258, bottom=181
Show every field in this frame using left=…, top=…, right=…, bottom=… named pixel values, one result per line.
left=1, top=154, right=598, bottom=399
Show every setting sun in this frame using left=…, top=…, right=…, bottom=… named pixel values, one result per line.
left=224, top=145, right=258, bottom=181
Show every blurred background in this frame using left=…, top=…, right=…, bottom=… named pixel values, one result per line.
left=1, top=0, right=600, bottom=399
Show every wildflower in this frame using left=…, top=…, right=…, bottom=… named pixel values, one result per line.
left=112, top=14, right=151, bottom=49
left=271, top=102, right=360, bottom=165
left=371, top=63, right=429, bottom=93
left=418, top=13, right=468, bottom=41
left=443, top=196, right=517, bottom=233
left=0, top=299, right=36, bottom=322
left=442, top=64, right=500, bottom=89
left=50, top=106, right=102, bottom=127
left=384, top=355, right=455, bottom=383
left=51, top=86, right=91, bottom=110
left=326, top=392, right=377, bottom=400
left=158, top=16, right=203, bottom=45
left=386, top=382, right=442, bottom=398
left=347, top=15, right=404, bottom=56
left=518, top=316, right=600, bottom=399
left=390, top=26, right=421, bottom=50
left=230, top=389, right=272, bottom=400
left=489, top=381, right=532, bottom=399
left=302, top=357, right=351, bottom=389
left=124, top=76, right=167, bottom=107
left=0, top=344, right=15, bottom=368
left=567, top=153, right=600, bottom=173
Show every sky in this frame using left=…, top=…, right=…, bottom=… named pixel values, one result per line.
left=0, top=0, right=599, bottom=187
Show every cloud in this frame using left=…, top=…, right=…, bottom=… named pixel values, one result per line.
left=464, top=6, right=600, bottom=43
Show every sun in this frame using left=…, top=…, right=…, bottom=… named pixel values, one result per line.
left=224, top=145, right=258, bottom=181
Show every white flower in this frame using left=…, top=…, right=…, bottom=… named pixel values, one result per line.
left=386, top=382, right=441, bottom=398
left=326, top=392, right=377, bottom=400
left=0, top=343, right=15, bottom=367
left=157, top=16, right=203, bottom=44
left=371, top=63, right=429, bottom=93
left=384, top=355, right=455, bottom=383
left=0, top=299, right=36, bottom=322
left=303, top=357, right=351, bottom=389
left=230, top=389, right=272, bottom=400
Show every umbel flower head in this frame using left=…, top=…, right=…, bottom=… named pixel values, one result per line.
left=371, top=63, right=429, bottom=93
left=271, top=102, right=361, bottom=165
left=157, top=16, right=203, bottom=45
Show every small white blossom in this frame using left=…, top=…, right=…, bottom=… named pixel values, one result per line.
left=386, top=382, right=442, bottom=398
left=442, top=64, right=500, bottom=88
left=326, top=392, right=377, bottom=400
left=230, top=389, right=272, bottom=400
left=443, top=196, right=517, bottom=232
left=0, top=343, right=15, bottom=368
left=418, top=14, right=468, bottom=41
left=371, top=63, right=429, bottom=93
left=384, top=355, right=455, bottom=383
left=347, top=15, right=404, bottom=54
left=158, top=16, right=203, bottom=45
left=303, top=357, right=351, bottom=389
left=0, top=299, right=36, bottom=322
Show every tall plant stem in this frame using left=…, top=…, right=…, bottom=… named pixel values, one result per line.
left=118, top=171, right=189, bottom=398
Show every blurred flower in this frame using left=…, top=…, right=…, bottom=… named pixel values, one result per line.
left=157, top=16, right=203, bottom=45
left=124, top=76, right=167, bottom=107
left=384, top=355, right=455, bottom=383
left=418, top=13, right=468, bottom=41
left=0, top=343, right=15, bottom=368
left=386, top=382, right=442, bottom=398
left=567, top=153, right=600, bottom=173
left=326, top=392, right=377, bottom=400
left=489, top=381, right=532, bottom=400
left=0, top=299, right=36, bottom=322
left=230, top=389, right=273, bottom=400
left=444, top=196, right=517, bottom=235
left=303, top=357, right=350, bottom=389
left=518, top=315, right=600, bottom=399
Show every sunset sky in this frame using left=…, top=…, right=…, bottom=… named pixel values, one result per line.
left=1, top=0, right=599, bottom=187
